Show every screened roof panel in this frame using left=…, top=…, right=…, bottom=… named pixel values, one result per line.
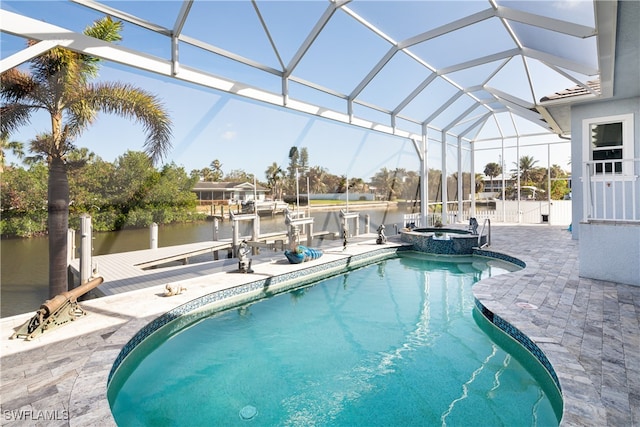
left=2, top=1, right=101, bottom=33
left=182, top=1, right=282, bottom=69
left=407, top=17, right=516, bottom=70
left=474, top=116, right=503, bottom=140
left=0, top=33, right=28, bottom=59
left=288, top=81, right=349, bottom=115
left=357, top=51, right=432, bottom=112
left=511, top=114, right=555, bottom=135
left=509, top=21, right=598, bottom=70
left=101, top=0, right=185, bottom=30
left=352, top=103, right=394, bottom=127
left=347, top=1, right=489, bottom=42
left=256, top=1, right=329, bottom=66
left=400, top=77, right=461, bottom=125
left=525, top=58, right=586, bottom=104
left=394, top=117, right=422, bottom=137
left=496, top=0, right=595, bottom=27
left=462, top=119, right=486, bottom=142
left=117, top=22, right=171, bottom=59
left=428, top=94, right=480, bottom=131
left=292, top=10, right=390, bottom=95
left=0, top=0, right=615, bottom=142
left=178, top=42, right=283, bottom=94
left=486, top=57, right=535, bottom=104
left=494, top=113, right=518, bottom=137
left=447, top=115, right=488, bottom=139
left=443, top=59, right=509, bottom=89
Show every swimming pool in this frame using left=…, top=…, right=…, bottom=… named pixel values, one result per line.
left=108, top=252, right=561, bottom=426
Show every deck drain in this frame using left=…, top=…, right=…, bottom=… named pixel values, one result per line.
left=516, top=302, right=538, bottom=310
left=240, top=405, right=257, bottom=420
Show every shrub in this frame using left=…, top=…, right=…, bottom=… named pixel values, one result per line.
left=0, top=216, right=45, bottom=237
left=283, top=195, right=308, bottom=205
left=122, top=208, right=154, bottom=228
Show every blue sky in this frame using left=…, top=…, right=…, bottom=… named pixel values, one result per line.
left=1, top=0, right=578, bottom=180
left=4, top=61, right=422, bottom=180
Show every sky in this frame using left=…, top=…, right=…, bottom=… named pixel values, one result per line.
left=1, top=0, right=579, bottom=181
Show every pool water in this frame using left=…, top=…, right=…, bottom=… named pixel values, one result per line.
left=108, top=253, right=561, bottom=426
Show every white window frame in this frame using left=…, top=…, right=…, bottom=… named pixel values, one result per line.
left=582, top=113, right=635, bottom=180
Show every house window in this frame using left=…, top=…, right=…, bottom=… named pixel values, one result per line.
left=583, top=113, right=634, bottom=176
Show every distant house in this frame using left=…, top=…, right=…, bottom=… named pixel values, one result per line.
left=479, top=174, right=515, bottom=198
left=192, top=181, right=268, bottom=204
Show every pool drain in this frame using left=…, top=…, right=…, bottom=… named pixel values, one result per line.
left=516, top=302, right=538, bottom=310
left=239, top=405, right=257, bottom=420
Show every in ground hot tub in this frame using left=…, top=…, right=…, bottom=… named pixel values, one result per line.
left=400, top=227, right=487, bottom=255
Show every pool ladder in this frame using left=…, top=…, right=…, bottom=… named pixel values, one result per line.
left=478, top=218, right=491, bottom=248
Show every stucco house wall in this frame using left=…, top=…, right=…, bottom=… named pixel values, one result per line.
left=570, top=97, right=640, bottom=239
left=569, top=1, right=640, bottom=286
left=572, top=96, right=640, bottom=286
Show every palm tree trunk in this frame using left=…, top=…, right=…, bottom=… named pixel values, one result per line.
left=48, top=156, right=69, bottom=297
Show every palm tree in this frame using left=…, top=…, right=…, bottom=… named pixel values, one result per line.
left=307, top=165, right=328, bottom=194
left=210, top=159, right=223, bottom=181
left=200, top=167, right=214, bottom=182
left=513, top=155, right=538, bottom=184
left=483, top=162, right=501, bottom=194
left=0, top=132, right=24, bottom=173
left=475, top=173, right=485, bottom=193
left=265, top=162, right=285, bottom=200
left=287, top=146, right=300, bottom=193
left=371, top=167, right=401, bottom=201
left=1, top=16, right=172, bottom=297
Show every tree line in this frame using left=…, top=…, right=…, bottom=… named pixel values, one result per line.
left=483, top=155, right=570, bottom=200
left=1, top=146, right=422, bottom=238
left=1, top=150, right=202, bottom=238
left=2, top=146, right=571, bottom=239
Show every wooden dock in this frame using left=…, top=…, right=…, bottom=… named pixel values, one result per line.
left=68, top=226, right=346, bottom=297
left=68, top=240, right=234, bottom=296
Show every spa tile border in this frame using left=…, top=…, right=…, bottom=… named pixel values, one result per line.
left=474, top=299, right=560, bottom=390
left=472, top=248, right=527, bottom=268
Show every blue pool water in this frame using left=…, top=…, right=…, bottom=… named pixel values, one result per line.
left=109, top=253, right=561, bottom=426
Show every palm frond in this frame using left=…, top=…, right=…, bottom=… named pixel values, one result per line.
left=82, top=82, right=172, bottom=164
left=84, top=15, right=123, bottom=43
left=0, top=104, right=40, bottom=135
left=0, top=68, right=38, bottom=102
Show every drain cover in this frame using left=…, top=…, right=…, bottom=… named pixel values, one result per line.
left=516, top=302, right=538, bottom=310
left=240, top=405, right=257, bottom=420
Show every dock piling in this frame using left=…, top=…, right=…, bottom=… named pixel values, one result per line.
left=150, top=223, right=158, bottom=250
left=79, top=214, right=92, bottom=288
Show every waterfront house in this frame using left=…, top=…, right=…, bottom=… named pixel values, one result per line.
left=192, top=181, right=267, bottom=205
left=478, top=173, right=515, bottom=199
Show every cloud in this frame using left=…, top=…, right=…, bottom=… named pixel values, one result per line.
left=221, top=130, right=237, bottom=140
left=554, top=0, right=583, bottom=11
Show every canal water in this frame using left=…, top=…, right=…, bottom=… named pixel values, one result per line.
left=1, top=207, right=410, bottom=318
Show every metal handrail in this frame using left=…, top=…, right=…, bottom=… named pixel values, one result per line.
left=478, top=218, right=491, bottom=248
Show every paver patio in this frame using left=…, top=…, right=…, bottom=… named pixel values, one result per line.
left=0, top=225, right=638, bottom=426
